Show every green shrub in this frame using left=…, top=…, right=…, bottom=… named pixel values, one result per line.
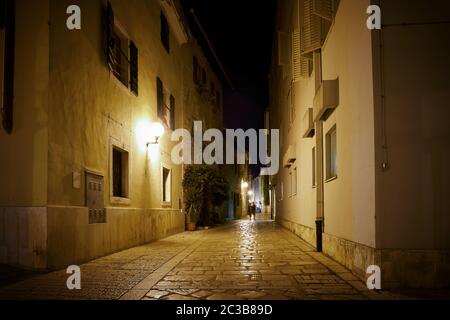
left=183, top=165, right=229, bottom=227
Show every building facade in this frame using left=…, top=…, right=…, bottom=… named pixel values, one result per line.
left=269, top=0, right=450, bottom=288
left=0, top=0, right=223, bottom=270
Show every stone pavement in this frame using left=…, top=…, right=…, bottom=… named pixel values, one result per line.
left=0, top=221, right=404, bottom=300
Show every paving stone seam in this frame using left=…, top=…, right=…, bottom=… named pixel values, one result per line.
left=119, top=223, right=239, bottom=300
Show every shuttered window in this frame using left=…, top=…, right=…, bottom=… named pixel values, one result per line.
left=300, top=0, right=339, bottom=55
left=106, top=2, right=138, bottom=94
left=300, top=0, right=323, bottom=55
left=157, top=77, right=164, bottom=119
left=292, top=29, right=312, bottom=81
left=106, top=1, right=115, bottom=72
left=157, top=77, right=175, bottom=130
left=313, top=0, right=333, bottom=21
left=130, top=41, right=138, bottom=95
left=1, top=0, right=15, bottom=134
left=292, top=29, right=301, bottom=81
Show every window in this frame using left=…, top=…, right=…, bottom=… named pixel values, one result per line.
left=280, top=182, right=284, bottom=201
left=107, top=2, right=138, bottom=95
left=293, top=167, right=298, bottom=196
left=112, top=147, right=129, bottom=199
left=0, top=0, right=15, bottom=134
left=312, top=147, right=317, bottom=187
left=289, top=168, right=298, bottom=197
left=129, top=42, right=138, bottom=95
left=162, top=167, right=172, bottom=204
left=111, top=30, right=128, bottom=87
left=326, top=125, right=337, bottom=180
left=161, top=12, right=170, bottom=53
left=157, top=77, right=175, bottom=130
left=289, top=171, right=292, bottom=197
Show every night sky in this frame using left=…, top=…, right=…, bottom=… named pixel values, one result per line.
left=181, top=0, right=277, bottom=131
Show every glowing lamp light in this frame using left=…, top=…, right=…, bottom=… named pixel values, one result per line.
left=147, top=122, right=165, bottom=146
left=248, top=191, right=254, bottom=196
left=241, top=181, right=249, bottom=189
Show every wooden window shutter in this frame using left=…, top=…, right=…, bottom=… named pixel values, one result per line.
left=106, top=1, right=115, bottom=70
left=313, top=0, right=333, bottom=21
left=300, top=0, right=322, bottom=55
left=170, top=95, right=175, bottom=130
left=292, top=29, right=302, bottom=81
left=157, top=77, right=164, bottom=119
left=278, top=32, right=289, bottom=66
left=300, top=57, right=311, bottom=78
left=1, top=0, right=15, bottom=134
left=130, top=41, right=138, bottom=95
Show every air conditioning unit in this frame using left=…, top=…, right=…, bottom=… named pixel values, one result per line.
left=313, top=78, right=339, bottom=122
left=302, top=108, right=315, bottom=138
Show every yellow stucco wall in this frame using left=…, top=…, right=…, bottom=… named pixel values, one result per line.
left=48, top=0, right=181, bottom=209
left=47, top=0, right=222, bottom=210
left=0, top=0, right=49, bottom=207
left=1, top=0, right=223, bottom=269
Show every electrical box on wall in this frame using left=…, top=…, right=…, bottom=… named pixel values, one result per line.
left=73, top=171, right=81, bottom=189
left=86, top=172, right=106, bottom=224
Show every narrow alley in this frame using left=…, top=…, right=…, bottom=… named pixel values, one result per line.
left=0, top=220, right=401, bottom=300
left=1, top=0, right=449, bottom=307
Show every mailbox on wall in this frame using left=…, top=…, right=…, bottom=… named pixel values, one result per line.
left=86, top=172, right=106, bottom=224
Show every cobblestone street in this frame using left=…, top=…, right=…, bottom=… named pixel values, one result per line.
left=0, top=221, right=403, bottom=300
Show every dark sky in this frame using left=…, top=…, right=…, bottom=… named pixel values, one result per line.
left=181, top=0, right=277, bottom=130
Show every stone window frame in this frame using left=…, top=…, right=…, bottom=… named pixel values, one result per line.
left=325, top=124, right=338, bottom=182
left=109, top=138, right=131, bottom=206
left=161, top=163, right=172, bottom=208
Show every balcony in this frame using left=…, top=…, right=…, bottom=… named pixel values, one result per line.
left=313, top=79, right=339, bottom=122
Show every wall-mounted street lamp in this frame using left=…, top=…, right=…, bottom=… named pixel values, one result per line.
left=146, top=122, right=165, bottom=147
left=248, top=190, right=254, bottom=197
left=241, top=181, right=249, bottom=190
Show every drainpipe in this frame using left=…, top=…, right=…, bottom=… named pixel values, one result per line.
left=314, top=50, right=324, bottom=252
left=315, top=120, right=324, bottom=252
